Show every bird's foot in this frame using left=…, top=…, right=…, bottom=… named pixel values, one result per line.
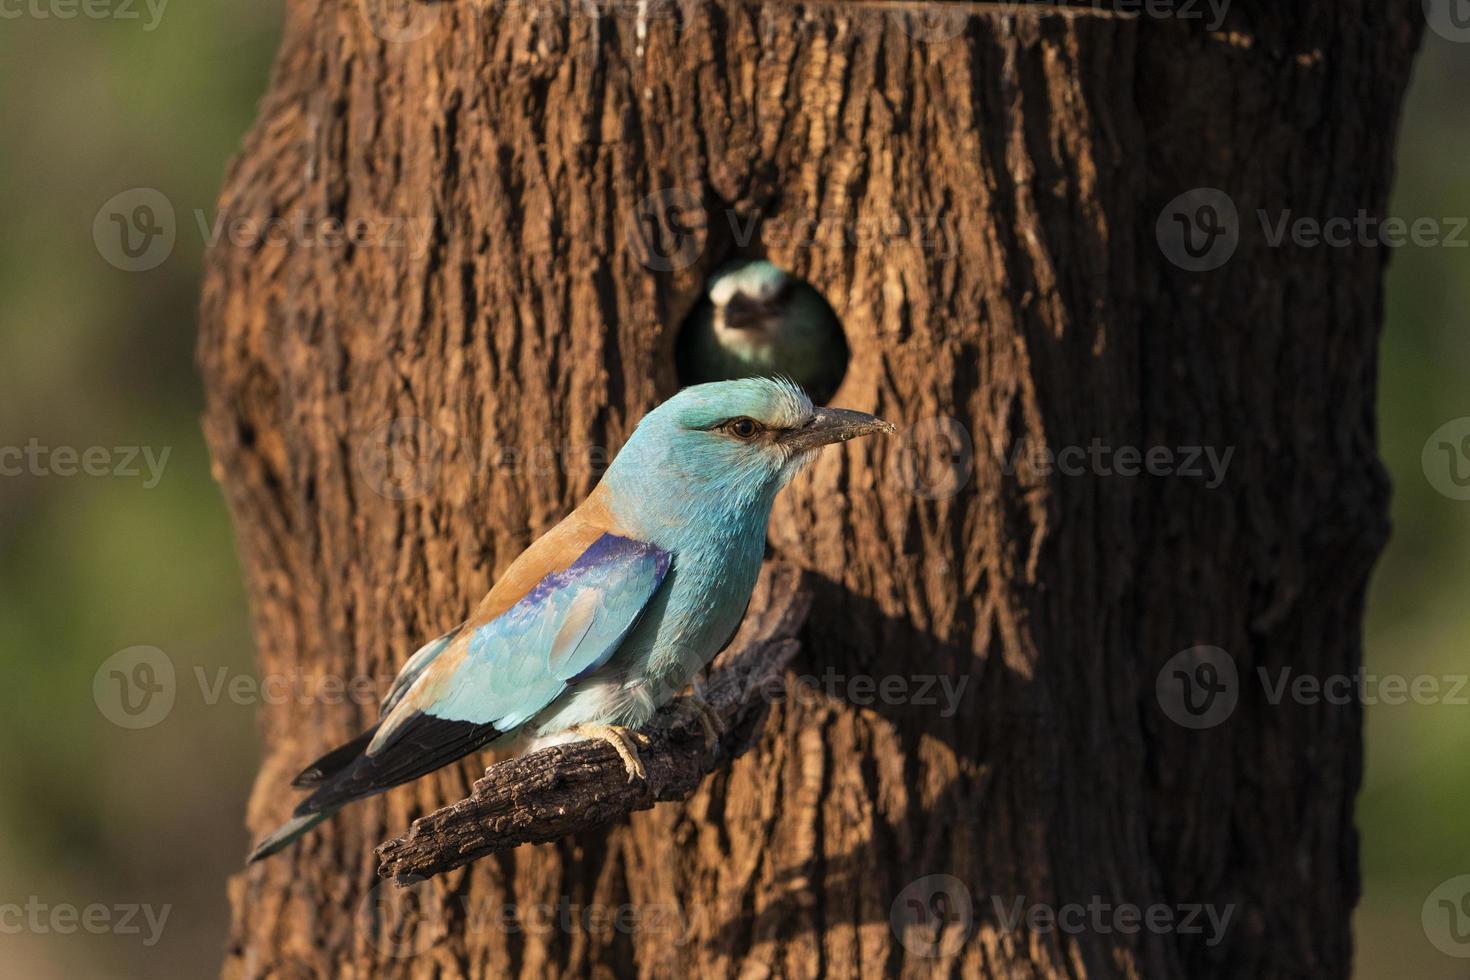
left=570, top=724, right=649, bottom=782
left=673, top=695, right=724, bottom=751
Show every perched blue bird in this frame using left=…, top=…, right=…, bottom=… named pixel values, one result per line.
left=248, top=378, right=892, bottom=862
left=676, top=259, right=849, bottom=402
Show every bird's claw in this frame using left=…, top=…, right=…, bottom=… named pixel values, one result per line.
left=571, top=724, right=648, bottom=782
left=674, top=695, right=724, bottom=751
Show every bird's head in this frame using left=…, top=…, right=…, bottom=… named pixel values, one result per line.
left=604, top=378, right=893, bottom=531
left=708, top=260, right=794, bottom=338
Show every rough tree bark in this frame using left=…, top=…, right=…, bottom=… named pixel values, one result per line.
left=199, top=1, right=1421, bottom=976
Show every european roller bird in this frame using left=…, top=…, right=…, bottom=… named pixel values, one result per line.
left=248, top=378, right=892, bottom=862
left=676, top=259, right=849, bottom=402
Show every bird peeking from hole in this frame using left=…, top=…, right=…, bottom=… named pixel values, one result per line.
left=246, top=378, right=893, bottom=864
left=677, top=259, right=849, bottom=403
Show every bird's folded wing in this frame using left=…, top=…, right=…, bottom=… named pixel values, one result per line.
left=294, top=532, right=671, bottom=814
left=396, top=532, right=673, bottom=735
left=380, top=623, right=465, bottom=718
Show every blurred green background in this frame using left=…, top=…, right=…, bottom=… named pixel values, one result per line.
left=0, top=8, right=1464, bottom=978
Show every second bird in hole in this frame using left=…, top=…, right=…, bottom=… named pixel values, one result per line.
left=677, top=259, right=849, bottom=403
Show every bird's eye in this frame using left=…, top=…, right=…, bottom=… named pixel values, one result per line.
left=725, top=417, right=762, bottom=441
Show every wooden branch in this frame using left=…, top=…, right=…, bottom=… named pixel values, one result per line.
left=375, top=562, right=811, bottom=884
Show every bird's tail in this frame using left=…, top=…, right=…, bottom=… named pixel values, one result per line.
left=246, top=809, right=338, bottom=864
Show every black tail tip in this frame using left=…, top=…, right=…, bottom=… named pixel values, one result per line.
left=244, top=810, right=330, bottom=865
left=245, top=841, right=276, bottom=865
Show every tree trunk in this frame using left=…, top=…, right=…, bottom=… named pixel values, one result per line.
left=200, top=1, right=1421, bottom=976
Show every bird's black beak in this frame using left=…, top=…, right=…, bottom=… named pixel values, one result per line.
left=779, top=407, right=896, bottom=453
left=721, top=293, right=779, bottom=330
left=719, top=280, right=796, bottom=330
